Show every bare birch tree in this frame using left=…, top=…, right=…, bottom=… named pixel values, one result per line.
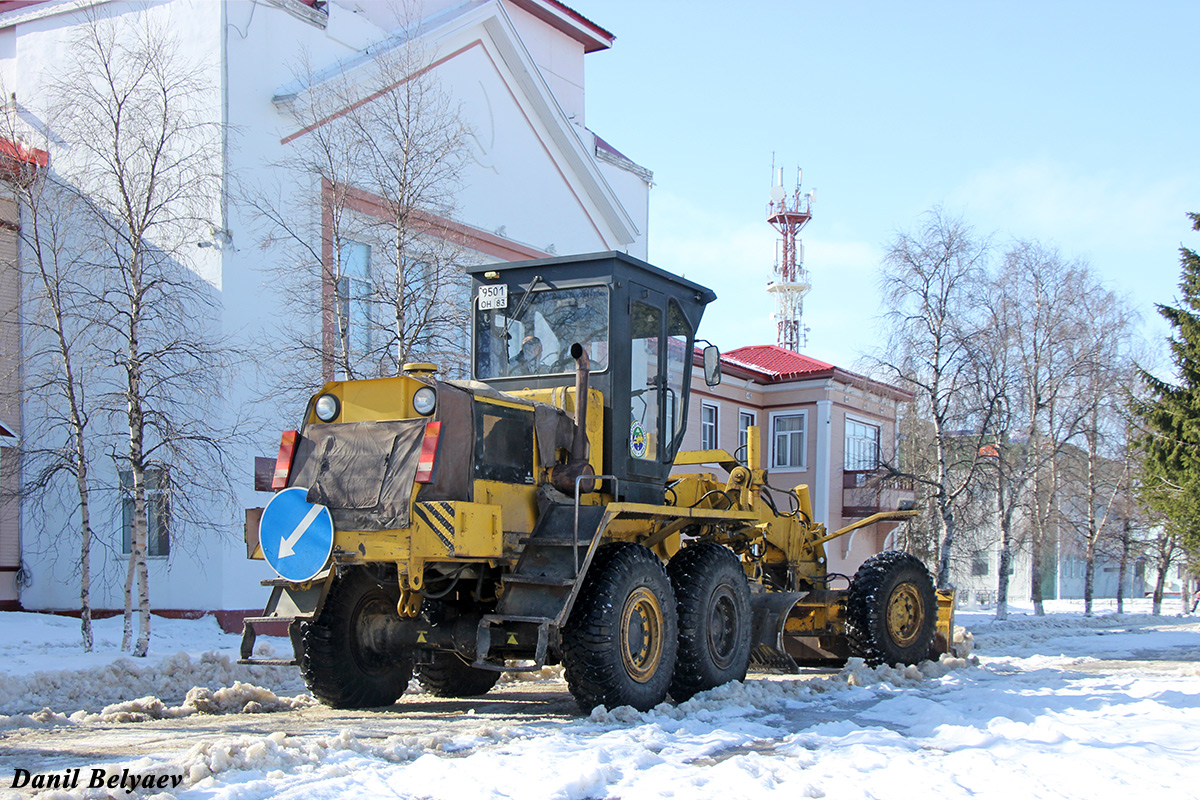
left=0, top=105, right=101, bottom=649
left=347, top=35, right=471, bottom=375
left=1000, top=242, right=1112, bottom=615
left=873, top=209, right=996, bottom=587
left=1071, top=347, right=1136, bottom=616
left=975, top=278, right=1036, bottom=620
left=246, top=31, right=472, bottom=402
left=48, top=13, right=233, bottom=656
left=241, top=51, right=369, bottom=398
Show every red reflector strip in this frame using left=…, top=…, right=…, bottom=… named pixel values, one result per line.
left=272, top=430, right=299, bottom=490
left=415, top=421, right=441, bottom=483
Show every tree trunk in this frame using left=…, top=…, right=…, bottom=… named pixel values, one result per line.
left=121, top=542, right=135, bottom=651
left=75, top=453, right=93, bottom=652
left=1151, top=567, right=1166, bottom=616
left=935, top=498, right=955, bottom=589
left=129, top=405, right=151, bottom=658
left=1030, top=546, right=1044, bottom=616
left=996, top=539, right=1011, bottom=621
left=1083, top=428, right=1098, bottom=617
left=127, top=252, right=151, bottom=658
left=1083, top=555, right=1096, bottom=617
left=995, top=492, right=1015, bottom=622
left=1116, top=520, right=1130, bottom=614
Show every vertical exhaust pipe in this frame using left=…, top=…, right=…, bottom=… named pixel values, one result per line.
left=551, top=342, right=596, bottom=493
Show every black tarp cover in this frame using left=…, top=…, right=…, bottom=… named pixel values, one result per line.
left=289, top=419, right=427, bottom=531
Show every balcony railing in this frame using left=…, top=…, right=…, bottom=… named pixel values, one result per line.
left=842, top=469, right=915, bottom=518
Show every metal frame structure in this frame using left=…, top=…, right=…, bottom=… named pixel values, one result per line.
left=766, top=167, right=814, bottom=352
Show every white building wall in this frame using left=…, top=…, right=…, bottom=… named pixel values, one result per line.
left=6, top=0, right=649, bottom=613
left=504, top=0, right=586, bottom=125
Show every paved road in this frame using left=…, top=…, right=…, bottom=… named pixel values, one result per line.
left=4, top=638, right=1196, bottom=781
left=1, top=681, right=581, bottom=775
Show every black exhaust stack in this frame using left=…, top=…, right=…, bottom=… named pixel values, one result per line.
left=550, top=342, right=596, bottom=494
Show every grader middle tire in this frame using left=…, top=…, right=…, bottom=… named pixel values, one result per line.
left=845, top=551, right=937, bottom=667
left=300, top=568, right=413, bottom=708
left=667, top=543, right=752, bottom=701
left=416, top=652, right=500, bottom=697
left=562, top=543, right=678, bottom=713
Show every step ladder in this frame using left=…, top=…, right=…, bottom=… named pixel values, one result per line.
left=472, top=501, right=607, bottom=671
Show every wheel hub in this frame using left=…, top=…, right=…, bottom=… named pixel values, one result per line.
left=886, top=582, right=925, bottom=647
left=706, top=586, right=738, bottom=669
left=620, top=586, right=664, bottom=683
left=351, top=593, right=397, bottom=676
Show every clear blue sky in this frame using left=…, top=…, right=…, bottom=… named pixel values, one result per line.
left=569, top=1, right=1199, bottom=372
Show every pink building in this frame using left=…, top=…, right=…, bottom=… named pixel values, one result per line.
left=681, top=345, right=914, bottom=576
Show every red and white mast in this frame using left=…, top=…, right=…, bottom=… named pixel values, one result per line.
left=766, top=164, right=814, bottom=351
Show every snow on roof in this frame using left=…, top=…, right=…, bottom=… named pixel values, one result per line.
left=722, top=344, right=835, bottom=380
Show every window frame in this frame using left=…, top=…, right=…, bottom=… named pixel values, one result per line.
left=844, top=414, right=882, bottom=472
left=120, top=467, right=170, bottom=558
left=336, top=241, right=373, bottom=367
left=700, top=402, right=719, bottom=451
left=737, top=409, right=756, bottom=465
left=769, top=409, right=808, bottom=471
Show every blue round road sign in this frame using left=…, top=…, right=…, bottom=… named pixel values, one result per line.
left=260, top=486, right=334, bottom=582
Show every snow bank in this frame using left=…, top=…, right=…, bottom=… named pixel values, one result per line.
left=589, top=653, right=977, bottom=725
left=0, top=650, right=305, bottom=716
left=0, top=681, right=314, bottom=730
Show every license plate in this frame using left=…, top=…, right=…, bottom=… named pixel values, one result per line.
left=478, top=283, right=508, bottom=310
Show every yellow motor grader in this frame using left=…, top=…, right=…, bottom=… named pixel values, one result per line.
left=241, top=251, right=954, bottom=712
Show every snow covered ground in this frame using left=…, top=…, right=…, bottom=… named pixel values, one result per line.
left=1, top=600, right=1198, bottom=799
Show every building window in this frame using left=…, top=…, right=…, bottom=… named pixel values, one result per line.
left=336, top=241, right=373, bottom=365
left=701, top=403, right=718, bottom=450
left=971, top=552, right=989, bottom=576
left=845, top=418, right=880, bottom=471
left=121, top=468, right=169, bottom=557
left=738, top=410, right=756, bottom=464
left=772, top=412, right=806, bottom=469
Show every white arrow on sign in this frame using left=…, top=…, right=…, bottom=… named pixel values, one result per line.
left=278, top=505, right=323, bottom=559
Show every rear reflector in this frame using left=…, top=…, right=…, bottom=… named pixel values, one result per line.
left=272, top=430, right=299, bottom=490
left=415, top=421, right=441, bottom=483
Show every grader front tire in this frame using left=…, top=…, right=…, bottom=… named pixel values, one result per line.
left=845, top=551, right=937, bottom=667
left=300, top=568, right=413, bottom=709
left=667, top=543, right=752, bottom=701
left=562, top=543, right=678, bottom=713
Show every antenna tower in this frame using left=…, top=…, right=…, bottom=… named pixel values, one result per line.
left=766, top=162, right=814, bottom=351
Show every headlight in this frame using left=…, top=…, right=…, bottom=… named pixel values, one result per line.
left=314, top=394, right=340, bottom=422
left=413, top=386, right=437, bottom=416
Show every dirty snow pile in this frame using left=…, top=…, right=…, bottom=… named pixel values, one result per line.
left=0, top=612, right=305, bottom=719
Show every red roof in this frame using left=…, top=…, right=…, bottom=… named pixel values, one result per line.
left=722, top=345, right=835, bottom=379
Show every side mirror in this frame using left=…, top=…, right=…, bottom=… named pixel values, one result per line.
left=703, top=344, right=721, bottom=386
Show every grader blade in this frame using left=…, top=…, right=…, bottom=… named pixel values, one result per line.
left=748, top=591, right=804, bottom=671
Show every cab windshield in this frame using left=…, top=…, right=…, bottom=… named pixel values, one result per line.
left=474, top=286, right=610, bottom=380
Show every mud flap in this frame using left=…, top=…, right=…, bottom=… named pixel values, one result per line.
left=747, top=591, right=805, bottom=671
left=930, top=588, right=957, bottom=657
left=238, top=570, right=334, bottom=666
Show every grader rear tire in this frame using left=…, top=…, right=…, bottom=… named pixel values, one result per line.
left=667, top=543, right=752, bottom=701
left=300, top=568, right=413, bottom=708
left=416, top=652, right=500, bottom=697
left=562, top=543, right=678, bottom=713
left=845, top=551, right=937, bottom=667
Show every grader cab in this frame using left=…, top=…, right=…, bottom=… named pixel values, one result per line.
left=241, top=251, right=954, bottom=712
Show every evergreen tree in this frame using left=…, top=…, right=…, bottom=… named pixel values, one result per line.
left=1137, top=212, right=1200, bottom=559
